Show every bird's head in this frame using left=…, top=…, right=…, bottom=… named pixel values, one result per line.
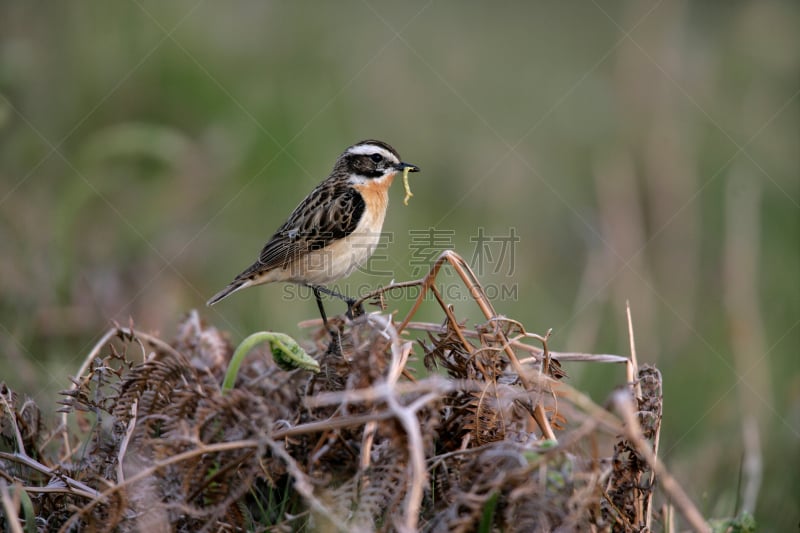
left=336, top=140, right=420, bottom=184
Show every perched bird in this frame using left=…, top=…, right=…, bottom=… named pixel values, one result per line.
left=207, top=139, right=420, bottom=330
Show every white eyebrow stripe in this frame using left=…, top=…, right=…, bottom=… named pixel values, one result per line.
left=346, top=144, right=398, bottom=161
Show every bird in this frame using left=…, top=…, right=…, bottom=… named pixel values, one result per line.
left=207, top=139, right=420, bottom=333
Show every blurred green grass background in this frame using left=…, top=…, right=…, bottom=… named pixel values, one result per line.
left=0, top=1, right=797, bottom=529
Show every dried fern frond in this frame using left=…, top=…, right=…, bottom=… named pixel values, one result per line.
left=3, top=251, right=705, bottom=533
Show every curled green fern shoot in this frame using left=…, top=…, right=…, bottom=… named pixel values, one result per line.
left=222, top=332, right=319, bottom=393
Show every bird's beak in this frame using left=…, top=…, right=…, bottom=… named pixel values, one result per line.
left=395, top=161, right=421, bottom=173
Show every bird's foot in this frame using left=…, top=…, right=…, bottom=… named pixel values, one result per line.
left=345, top=297, right=364, bottom=320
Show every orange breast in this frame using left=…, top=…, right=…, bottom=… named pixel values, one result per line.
left=353, top=172, right=395, bottom=224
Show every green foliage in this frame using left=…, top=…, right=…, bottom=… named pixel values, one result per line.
left=709, top=511, right=757, bottom=533
left=478, top=491, right=499, bottom=533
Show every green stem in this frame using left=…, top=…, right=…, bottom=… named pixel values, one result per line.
left=222, top=332, right=276, bottom=394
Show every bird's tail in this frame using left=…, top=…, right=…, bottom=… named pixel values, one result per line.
left=206, top=278, right=250, bottom=306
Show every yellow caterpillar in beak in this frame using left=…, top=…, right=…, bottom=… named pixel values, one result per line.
left=402, top=165, right=414, bottom=206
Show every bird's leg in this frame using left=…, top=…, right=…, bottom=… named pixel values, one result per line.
left=312, top=287, right=333, bottom=333
left=310, top=284, right=363, bottom=319
left=312, top=286, right=342, bottom=354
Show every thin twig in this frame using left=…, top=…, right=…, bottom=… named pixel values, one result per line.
left=116, top=327, right=184, bottom=361
left=613, top=391, right=709, bottom=533
left=305, top=378, right=453, bottom=409
left=0, top=452, right=100, bottom=499
left=304, top=317, right=629, bottom=364
left=625, top=301, right=648, bottom=529
left=400, top=321, right=630, bottom=363
left=352, top=279, right=425, bottom=310
left=116, top=399, right=138, bottom=484
left=626, top=301, right=641, bottom=399
left=274, top=411, right=397, bottom=440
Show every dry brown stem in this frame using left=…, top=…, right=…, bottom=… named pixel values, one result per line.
left=613, top=390, right=709, bottom=533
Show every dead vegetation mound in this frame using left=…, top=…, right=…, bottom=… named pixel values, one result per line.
left=0, top=251, right=706, bottom=532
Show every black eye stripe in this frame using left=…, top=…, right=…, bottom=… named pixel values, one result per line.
left=341, top=152, right=390, bottom=179
left=361, top=169, right=383, bottom=178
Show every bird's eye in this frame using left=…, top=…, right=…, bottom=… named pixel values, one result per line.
left=370, top=153, right=383, bottom=163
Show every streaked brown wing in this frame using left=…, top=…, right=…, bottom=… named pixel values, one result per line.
left=250, top=182, right=366, bottom=274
